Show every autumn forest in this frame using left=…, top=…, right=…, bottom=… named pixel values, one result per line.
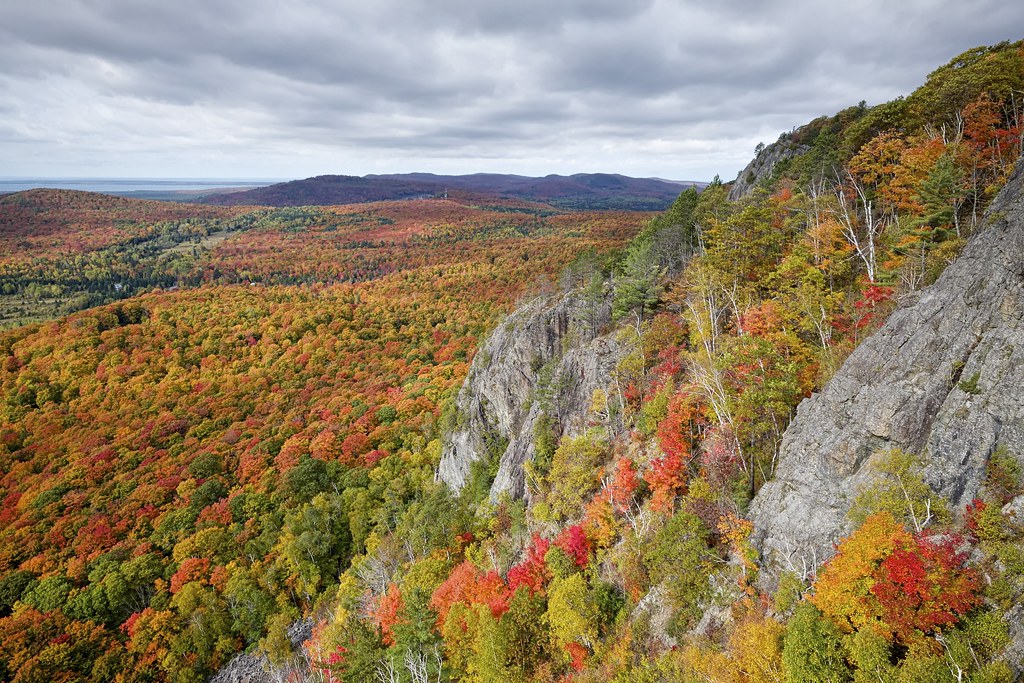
left=2, top=41, right=1024, bottom=683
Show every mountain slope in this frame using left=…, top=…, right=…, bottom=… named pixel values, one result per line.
left=750, top=156, right=1024, bottom=576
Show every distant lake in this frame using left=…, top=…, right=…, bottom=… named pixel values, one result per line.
left=0, top=178, right=282, bottom=194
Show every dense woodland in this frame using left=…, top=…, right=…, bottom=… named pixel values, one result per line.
left=1, top=41, right=1024, bottom=682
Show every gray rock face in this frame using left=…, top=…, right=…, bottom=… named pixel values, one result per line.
left=209, top=654, right=274, bottom=683
left=436, top=291, right=627, bottom=500
left=749, top=158, right=1024, bottom=579
left=209, top=619, right=312, bottom=683
left=728, top=140, right=810, bottom=201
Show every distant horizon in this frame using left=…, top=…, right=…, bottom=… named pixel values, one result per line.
left=0, top=176, right=287, bottom=183
left=0, top=171, right=702, bottom=180
left=0, top=171, right=708, bottom=188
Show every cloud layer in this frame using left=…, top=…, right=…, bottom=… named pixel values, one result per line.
left=2, top=0, right=1022, bottom=180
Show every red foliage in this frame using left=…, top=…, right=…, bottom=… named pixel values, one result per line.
left=964, top=498, right=987, bottom=540
left=209, top=565, right=230, bottom=592
left=507, top=535, right=552, bottom=595
left=430, top=560, right=509, bottom=629
left=363, top=449, right=388, bottom=466
left=340, top=433, right=370, bottom=461
left=871, top=533, right=981, bottom=642
left=656, top=394, right=698, bottom=463
left=699, top=426, right=741, bottom=488
left=554, top=525, right=592, bottom=569
left=854, top=285, right=893, bottom=330
left=565, top=641, right=589, bottom=671
left=121, top=610, right=143, bottom=637
left=737, top=300, right=785, bottom=338
left=649, top=347, right=684, bottom=381
left=813, top=512, right=981, bottom=645
left=196, top=499, right=232, bottom=527
left=0, top=492, right=20, bottom=525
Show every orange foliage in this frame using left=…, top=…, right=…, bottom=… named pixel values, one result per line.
left=429, top=559, right=509, bottom=629
left=374, top=583, right=405, bottom=647
left=170, top=557, right=211, bottom=593
left=811, top=512, right=980, bottom=645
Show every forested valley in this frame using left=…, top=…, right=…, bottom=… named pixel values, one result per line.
left=2, top=40, right=1024, bottom=683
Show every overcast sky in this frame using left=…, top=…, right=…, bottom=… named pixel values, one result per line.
left=1, top=1, right=1022, bottom=182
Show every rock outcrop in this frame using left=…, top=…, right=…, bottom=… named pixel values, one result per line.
left=749, top=158, right=1024, bottom=579
left=210, top=619, right=312, bottom=683
left=209, top=654, right=274, bottom=683
left=728, top=139, right=809, bottom=201
left=436, top=290, right=628, bottom=500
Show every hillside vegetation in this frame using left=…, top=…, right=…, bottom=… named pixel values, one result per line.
left=0, top=40, right=1023, bottom=683
left=0, top=198, right=644, bottom=680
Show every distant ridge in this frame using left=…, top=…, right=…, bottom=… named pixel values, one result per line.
left=201, top=172, right=706, bottom=211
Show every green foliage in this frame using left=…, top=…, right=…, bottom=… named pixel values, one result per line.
left=260, top=612, right=296, bottom=667
left=541, top=433, right=608, bottom=522
left=630, top=186, right=700, bottom=275
left=613, top=239, right=663, bottom=322
left=0, top=570, right=36, bottom=616
left=893, top=653, right=954, bottom=683
left=643, top=511, right=713, bottom=631
left=594, top=580, right=626, bottom=630
left=490, top=588, right=553, bottom=682
left=22, top=575, right=74, bottom=613
left=223, top=569, right=276, bottom=645
left=703, top=193, right=791, bottom=289
left=464, top=449, right=502, bottom=504
left=546, top=573, right=599, bottom=650
left=970, top=662, right=1015, bottom=683
left=848, top=627, right=895, bottom=683
left=984, top=445, right=1022, bottom=503
left=905, top=41, right=1024, bottom=127
left=782, top=602, right=851, bottom=683
left=914, top=151, right=966, bottom=233
left=773, top=571, right=806, bottom=615
left=841, top=98, right=909, bottom=158
left=848, top=449, right=949, bottom=531
left=941, top=610, right=1010, bottom=674
left=635, top=382, right=671, bottom=437
left=544, top=545, right=578, bottom=579
left=530, top=412, right=558, bottom=479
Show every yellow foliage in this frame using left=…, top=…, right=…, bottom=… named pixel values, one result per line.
left=810, top=511, right=910, bottom=634
left=728, top=614, right=786, bottom=683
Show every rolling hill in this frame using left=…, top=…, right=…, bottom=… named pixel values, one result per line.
left=202, top=172, right=703, bottom=211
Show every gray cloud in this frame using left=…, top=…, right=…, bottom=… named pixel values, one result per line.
left=1, top=0, right=1022, bottom=180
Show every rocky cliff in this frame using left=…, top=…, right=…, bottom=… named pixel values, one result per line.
left=749, top=157, right=1024, bottom=579
left=728, top=139, right=809, bottom=201
left=436, top=290, right=628, bottom=500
